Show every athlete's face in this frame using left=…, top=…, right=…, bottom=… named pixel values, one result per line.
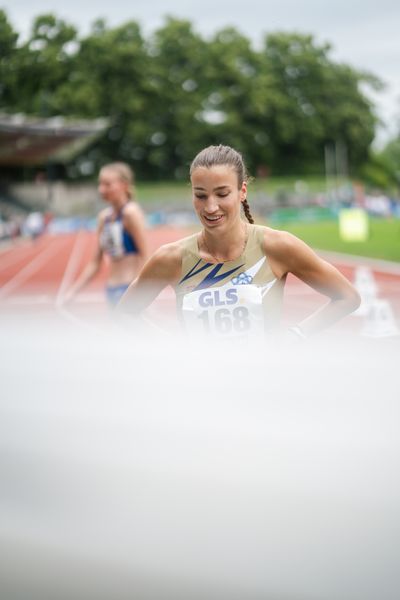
left=98, top=168, right=129, bottom=203
left=191, top=165, right=246, bottom=232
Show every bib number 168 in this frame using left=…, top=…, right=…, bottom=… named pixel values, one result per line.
left=198, top=306, right=251, bottom=334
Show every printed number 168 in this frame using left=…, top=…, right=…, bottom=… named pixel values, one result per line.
left=198, top=306, right=250, bottom=334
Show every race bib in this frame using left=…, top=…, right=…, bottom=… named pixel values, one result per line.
left=101, top=221, right=124, bottom=258
left=182, top=284, right=264, bottom=340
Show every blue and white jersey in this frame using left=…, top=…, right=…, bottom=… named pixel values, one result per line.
left=99, top=206, right=138, bottom=258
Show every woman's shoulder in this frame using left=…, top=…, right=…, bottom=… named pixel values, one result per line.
left=141, top=239, right=185, bottom=283
left=154, top=239, right=183, bottom=260
left=256, top=225, right=302, bottom=256
left=121, top=201, right=144, bottom=219
left=260, top=225, right=317, bottom=277
left=154, top=233, right=199, bottom=261
left=245, top=223, right=291, bottom=251
left=144, top=233, right=198, bottom=278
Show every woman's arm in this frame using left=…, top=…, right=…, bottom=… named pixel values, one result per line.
left=62, top=217, right=105, bottom=304
left=264, top=228, right=361, bottom=337
left=116, top=242, right=182, bottom=316
left=123, top=203, right=149, bottom=270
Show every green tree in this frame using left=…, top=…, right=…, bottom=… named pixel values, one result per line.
left=364, top=136, right=400, bottom=190
left=379, top=136, right=400, bottom=182
left=202, top=27, right=265, bottom=169
left=0, top=12, right=384, bottom=181
left=257, top=32, right=381, bottom=174
left=8, top=14, right=78, bottom=115
left=143, top=17, right=212, bottom=177
left=56, top=19, right=156, bottom=176
left=0, top=10, right=20, bottom=109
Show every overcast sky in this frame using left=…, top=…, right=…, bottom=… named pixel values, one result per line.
left=2, top=0, right=399, bottom=146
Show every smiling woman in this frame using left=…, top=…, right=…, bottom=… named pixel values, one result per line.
left=118, top=145, right=360, bottom=340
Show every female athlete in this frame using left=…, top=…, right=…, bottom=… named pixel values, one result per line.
left=64, top=162, right=148, bottom=306
left=117, top=145, right=360, bottom=339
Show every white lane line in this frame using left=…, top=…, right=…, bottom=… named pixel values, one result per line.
left=55, top=231, right=86, bottom=307
left=0, top=242, right=46, bottom=274
left=0, top=239, right=66, bottom=300
left=317, top=250, right=400, bottom=275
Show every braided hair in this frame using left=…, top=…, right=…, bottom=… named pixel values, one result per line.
left=242, top=198, right=254, bottom=224
left=190, top=144, right=255, bottom=223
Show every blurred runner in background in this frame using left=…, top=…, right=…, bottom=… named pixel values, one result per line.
left=64, top=162, right=148, bottom=306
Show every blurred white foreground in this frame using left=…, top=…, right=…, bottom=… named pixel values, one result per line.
left=0, top=312, right=399, bottom=600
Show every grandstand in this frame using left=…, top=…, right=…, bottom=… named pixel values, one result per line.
left=0, top=113, right=110, bottom=217
left=0, top=113, right=109, bottom=166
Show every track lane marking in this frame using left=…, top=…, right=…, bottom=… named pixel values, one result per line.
left=317, top=249, right=400, bottom=275
left=0, top=238, right=68, bottom=300
left=55, top=231, right=87, bottom=307
left=0, top=240, right=50, bottom=274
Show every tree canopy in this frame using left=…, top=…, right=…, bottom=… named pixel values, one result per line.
left=0, top=10, right=384, bottom=180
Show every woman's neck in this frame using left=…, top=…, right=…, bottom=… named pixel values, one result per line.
left=202, top=221, right=249, bottom=263
left=111, top=196, right=129, bottom=212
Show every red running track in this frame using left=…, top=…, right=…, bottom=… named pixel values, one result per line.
left=1, top=227, right=399, bottom=339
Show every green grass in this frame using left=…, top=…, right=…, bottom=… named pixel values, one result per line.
left=251, top=175, right=332, bottom=195
left=135, top=175, right=330, bottom=204
left=136, top=180, right=192, bottom=204
left=135, top=177, right=400, bottom=262
left=274, top=218, right=400, bottom=262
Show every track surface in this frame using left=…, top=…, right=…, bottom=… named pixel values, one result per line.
left=1, top=227, right=399, bottom=339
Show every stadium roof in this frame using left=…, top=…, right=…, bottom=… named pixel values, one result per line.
left=0, top=113, right=110, bottom=166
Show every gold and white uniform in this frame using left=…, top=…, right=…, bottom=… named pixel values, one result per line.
left=175, top=224, right=285, bottom=339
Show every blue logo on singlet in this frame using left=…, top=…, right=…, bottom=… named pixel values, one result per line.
left=180, top=259, right=244, bottom=291
left=232, top=272, right=253, bottom=285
